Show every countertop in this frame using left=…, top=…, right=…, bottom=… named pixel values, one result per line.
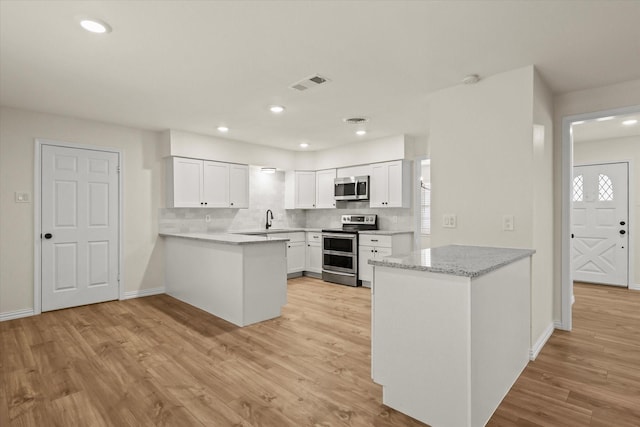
left=358, top=230, right=414, bottom=236
left=369, top=245, right=535, bottom=278
left=160, top=232, right=289, bottom=245
left=230, top=228, right=322, bottom=235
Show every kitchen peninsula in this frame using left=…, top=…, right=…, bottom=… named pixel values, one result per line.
left=161, top=232, right=288, bottom=327
left=370, top=245, right=535, bottom=427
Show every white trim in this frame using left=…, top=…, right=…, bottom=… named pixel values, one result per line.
left=630, top=283, right=640, bottom=291
left=34, top=139, right=124, bottom=314
left=553, top=320, right=563, bottom=329
left=0, top=308, right=35, bottom=322
left=122, top=287, right=165, bottom=300
left=561, top=105, right=640, bottom=331
left=529, top=322, right=555, bottom=361
left=572, top=293, right=575, bottom=305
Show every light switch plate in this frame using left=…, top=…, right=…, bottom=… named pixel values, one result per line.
left=15, top=192, right=30, bottom=203
left=443, top=214, right=457, bottom=228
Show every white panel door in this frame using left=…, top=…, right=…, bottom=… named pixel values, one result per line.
left=370, top=163, right=388, bottom=208
left=295, top=171, right=316, bottom=209
left=229, top=164, right=249, bottom=208
left=572, top=163, right=629, bottom=286
left=315, top=169, right=336, bottom=209
left=41, top=145, right=119, bottom=311
left=172, top=157, right=203, bottom=207
left=203, top=161, right=229, bottom=207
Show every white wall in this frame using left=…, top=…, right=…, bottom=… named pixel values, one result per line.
left=428, top=66, right=555, bottom=350
left=0, top=107, right=165, bottom=315
left=573, top=135, right=640, bottom=287
left=553, top=79, right=640, bottom=319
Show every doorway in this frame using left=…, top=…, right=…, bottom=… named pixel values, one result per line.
left=561, top=106, right=639, bottom=330
left=35, top=139, right=122, bottom=313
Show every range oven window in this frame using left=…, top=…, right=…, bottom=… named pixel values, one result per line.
left=323, top=254, right=354, bottom=271
left=323, top=236, right=354, bottom=253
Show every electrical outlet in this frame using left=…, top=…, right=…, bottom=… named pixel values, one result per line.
left=502, top=215, right=514, bottom=231
left=204, top=214, right=211, bottom=223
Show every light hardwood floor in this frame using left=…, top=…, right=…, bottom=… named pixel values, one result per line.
left=1, top=279, right=639, bottom=426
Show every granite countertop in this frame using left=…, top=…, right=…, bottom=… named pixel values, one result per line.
left=369, top=245, right=535, bottom=278
left=230, top=228, right=322, bottom=235
left=358, top=230, right=414, bottom=236
left=160, top=232, right=289, bottom=245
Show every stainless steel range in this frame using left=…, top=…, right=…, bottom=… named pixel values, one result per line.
left=322, top=214, right=378, bottom=287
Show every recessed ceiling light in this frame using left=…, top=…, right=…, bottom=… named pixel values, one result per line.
left=261, top=167, right=276, bottom=174
left=299, top=143, right=309, bottom=148
left=622, top=119, right=638, bottom=126
left=217, top=126, right=229, bottom=133
left=269, top=105, right=285, bottom=114
left=572, top=121, right=585, bottom=125
left=80, top=19, right=111, bottom=34
left=596, top=116, right=615, bottom=122
left=356, top=130, right=367, bottom=136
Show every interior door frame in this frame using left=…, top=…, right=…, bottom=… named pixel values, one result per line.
left=33, top=138, right=124, bottom=315
left=561, top=105, right=639, bottom=330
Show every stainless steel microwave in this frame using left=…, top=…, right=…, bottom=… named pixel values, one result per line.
left=334, top=176, right=369, bottom=201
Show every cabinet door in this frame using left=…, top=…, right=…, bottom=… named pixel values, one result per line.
left=386, top=161, right=404, bottom=207
left=172, top=157, right=203, bottom=208
left=370, top=163, right=388, bottom=208
left=229, top=164, right=249, bottom=208
left=296, top=171, right=316, bottom=209
left=315, top=169, right=336, bottom=209
left=202, top=161, right=230, bottom=207
left=375, top=247, right=393, bottom=259
left=306, top=243, right=322, bottom=274
left=287, top=241, right=306, bottom=273
left=359, top=245, right=375, bottom=283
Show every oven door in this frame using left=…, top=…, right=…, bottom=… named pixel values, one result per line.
left=322, top=233, right=358, bottom=275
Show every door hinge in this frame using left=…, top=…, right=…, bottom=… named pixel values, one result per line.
left=117, top=166, right=121, bottom=173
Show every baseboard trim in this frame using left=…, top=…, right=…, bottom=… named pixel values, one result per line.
left=630, top=283, right=640, bottom=291
left=553, top=320, right=563, bottom=329
left=0, top=308, right=35, bottom=322
left=530, top=322, right=555, bottom=361
left=122, top=287, right=165, bottom=300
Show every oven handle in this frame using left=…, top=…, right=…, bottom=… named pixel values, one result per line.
left=322, top=269, right=356, bottom=277
left=322, top=233, right=357, bottom=239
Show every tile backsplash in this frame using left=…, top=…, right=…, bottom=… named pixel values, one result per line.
left=159, top=166, right=415, bottom=233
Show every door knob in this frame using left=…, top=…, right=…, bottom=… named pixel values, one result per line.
left=620, top=230, right=626, bottom=235
left=44, top=233, right=53, bottom=239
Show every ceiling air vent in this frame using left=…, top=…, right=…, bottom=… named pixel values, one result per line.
left=289, top=74, right=331, bottom=91
left=343, top=117, right=370, bottom=125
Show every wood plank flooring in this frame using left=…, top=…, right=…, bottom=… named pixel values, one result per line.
left=1, top=279, right=639, bottom=426
left=489, top=282, right=640, bottom=426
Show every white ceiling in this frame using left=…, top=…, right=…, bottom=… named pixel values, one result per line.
left=1, top=1, right=640, bottom=151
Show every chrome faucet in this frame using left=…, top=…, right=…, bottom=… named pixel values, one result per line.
left=266, top=209, right=274, bottom=229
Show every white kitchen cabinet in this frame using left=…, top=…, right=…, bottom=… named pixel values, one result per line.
left=286, top=232, right=306, bottom=274
left=229, top=163, right=249, bottom=208
left=315, top=169, right=337, bottom=209
left=203, top=160, right=230, bottom=207
left=359, top=232, right=413, bottom=286
left=166, top=157, right=249, bottom=208
left=305, top=232, right=322, bottom=274
left=370, top=160, right=411, bottom=208
left=285, top=171, right=316, bottom=209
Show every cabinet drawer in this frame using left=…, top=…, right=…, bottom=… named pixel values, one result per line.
left=307, top=232, right=322, bottom=243
left=286, top=232, right=306, bottom=243
left=359, top=234, right=392, bottom=247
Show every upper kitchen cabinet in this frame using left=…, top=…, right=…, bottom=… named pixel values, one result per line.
left=229, top=163, right=249, bottom=208
left=370, top=160, right=411, bottom=208
left=285, top=169, right=337, bottom=209
left=315, top=169, right=337, bottom=209
left=166, top=157, right=249, bottom=208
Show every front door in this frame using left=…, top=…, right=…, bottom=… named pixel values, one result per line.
left=41, top=144, right=120, bottom=311
left=572, top=162, right=629, bottom=287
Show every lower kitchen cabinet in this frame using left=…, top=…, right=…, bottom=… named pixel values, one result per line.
left=359, top=232, right=413, bottom=287
left=286, top=232, right=306, bottom=275
left=305, top=232, right=322, bottom=275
